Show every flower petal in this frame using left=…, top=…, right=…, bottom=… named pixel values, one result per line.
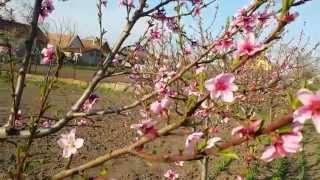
left=74, top=138, right=84, bottom=149
left=221, top=91, right=234, bottom=103
left=312, top=114, right=320, bottom=133
left=296, top=89, right=315, bottom=105
left=293, top=106, right=312, bottom=124
left=261, top=146, right=276, bottom=162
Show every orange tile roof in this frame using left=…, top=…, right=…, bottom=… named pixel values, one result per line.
left=82, top=38, right=100, bottom=49
left=47, top=32, right=75, bottom=47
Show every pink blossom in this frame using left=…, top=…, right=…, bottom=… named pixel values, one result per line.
left=150, top=96, right=170, bottom=115
left=119, top=0, right=134, bottom=7
left=195, top=101, right=210, bottom=118
left=205, top=73, right=238, bottom=103
left=76, top=118, right=90, bottom=126
left=231, top=120, right=262, bottom=138
left=41, top=44, right=55, bottom=64
left=183, top=47, right=192, bottom=55
left=42, top=120, right=54, bottom=128
left=166, top=17, right=180, bottom=32
left=150, top=27, right=162, bottom=41
left=205, top=137, right=222, bottom=149
left=236, top=33, right=263, bottom=56
left=283, top=12, right=299, bottom=23
left=193, top=5, right=201, bottom=16
left=293, top=89, right=320, bottom=132
left=215, top=37, right=233, bottom=52
left=133, top=43, right=146, bottom=59
left=185, top=132, right=203, bottom=154
left=175, top=161, right=184, bottom=166
left=39, top=0, right=54, bottom=21
left=232, top=9, right=257, bottom=32
left=236, top=175, right=244, bottom=180
left=192, top=0, right=202, bottom=4
left=130, top=119, right=158, bottom=139
left=185, top=81, right=200, bottom=96
left=195, top=65, right=206, bottom=74
left=81, top=93, right=99, bottom=112
left=153, top=9, right=167, bottom=21
left=261, top=124, right=303, bottom=162
left=257, top=10, right=271, bottom=26
left=57, top=129, right=84, bottom=158
left=164, top=169, right=179, bottom=180
left=14, top=110, right=25, bottom=128
left=101, top=0, right=107, bottom=7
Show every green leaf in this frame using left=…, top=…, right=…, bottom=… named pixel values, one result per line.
left=99, top=167, right=108, bottom=177
left=287, top=92, right=301, bottom=109
left=231, top=58, right=240, bottom=69
left=218, top=149, right=239, bottom=160
left=196, top=140, right=207, bottom=151
left=186, top=95, right=198, bottom=110
left=278, top=125, right=293, bottom=134
left=197, top=72, right=206, bottom=92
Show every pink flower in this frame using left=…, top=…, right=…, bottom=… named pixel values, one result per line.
left=153, top=9, right=167, bottom=21
left=175, top=161, right=184, bottom=166
left=166, top=17, right=180, bottom=32
left=76, top=118, right=90, bottom=126
left=119, top=0, right=134, bottom=7
left=183, top=47, right=192, bottom=55
left=236, top=175, right=244, bottom=180
left=130, top=119, right=158, bottom=139
left=39, top=0, right=54, bottom=21
left=232, top=9, right=257, bottom=32
left=57, top=129, right=84, bottom=158
left=205, top=137, right=222, bottom=149
left=293, top=89, right=320, bottom=132
left=164, top=169, right=179, bottom=180
left=215, top=37, right=233, bottom=52
left=193, top=5, right=201, bottom=16
left=185, top=81, right=200, bottom=96
left=236, top=33, right=263, bottom=56
left=81, top=93, right=99, bottom=112
left=42, top=120, right=54, bottom=128
left=283, top=12, right=299, bottom=23
left=192, top=0, right=202, bottom=3
left=185, top=132, right=203, bottom=154
left=205, top=73, right=238, bottom=102
left=231, top=120, right=262, bottom=138
left=257, top=10, right=271, bottom=26
left=133, top=43, right=146, bottom=59
left=41, top=44, right=55, bottom=64
left=150, top=96, right=170, bottom=115
left=195, top=101, right=210, bottom=118
left=14, top=110, right=25, bottom=128
left=101, top=0, right=107, bottom=7
left=261, top=124, right=303, bottom=162
left=195, top=65, right=205, bottom=74
left=150, top=27, right=162, bottom=41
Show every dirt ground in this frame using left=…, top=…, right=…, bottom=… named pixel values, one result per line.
left=0, top=76, right=320, bottom=180
left=0, top=63, right=130, bottom=83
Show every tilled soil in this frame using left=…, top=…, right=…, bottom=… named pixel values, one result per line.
left=0, top=78, right=320, bottom=180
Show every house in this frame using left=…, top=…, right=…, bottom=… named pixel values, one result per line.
left=0, top=18, right=48, bottom=63
left=47, top=33, right=102, bottom=66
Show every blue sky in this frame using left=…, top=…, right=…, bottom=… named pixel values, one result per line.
left=10, top=0, right=320, bottom=45
left=45, top=0, right=320, bottom=44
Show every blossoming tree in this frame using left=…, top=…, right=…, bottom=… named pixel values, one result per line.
left=0, top=0, right=318, bottom=179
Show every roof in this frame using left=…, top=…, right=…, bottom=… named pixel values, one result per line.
left=47, top=32, right=76, bottom=47
left=63, top=47, right=100, bottom=53
left=0, top=18, right=47, bottom=43
left=82, top=38, right=99, bottom=49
